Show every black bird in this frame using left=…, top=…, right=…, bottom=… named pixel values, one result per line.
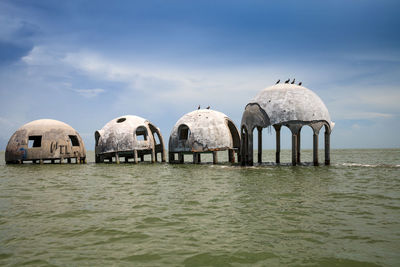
left=285, top=79, right=290, bottom=84
left=206, top=106, right=210, bottom=109
left=291, top=78, right=296, bottom=84
left=198, top=105, right=200, bottom=110
left=298, top=82, right=302, bottom=86
left=276, top=79, right=280, bottom=84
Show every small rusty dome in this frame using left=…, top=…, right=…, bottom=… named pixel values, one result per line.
left=5, top=119, right=86, bottom=164
left=169, top=109, right=240, bottom=153
left=95, top=115, right=165, bottom=163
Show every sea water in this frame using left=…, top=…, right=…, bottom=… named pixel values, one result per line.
left=0, top=149, right=399, bottom=266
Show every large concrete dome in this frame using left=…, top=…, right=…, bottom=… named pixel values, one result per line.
left=240, top=82, right=333, bottom=166
left=95, top=115, right=165, bottom=163
left=169, top=109, right=240, bottom=153
left=5, top=119, right=86, bottom=164
left=242, top=83, right=333, bottom=129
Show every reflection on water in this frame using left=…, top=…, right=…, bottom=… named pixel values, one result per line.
left=0, top=149, right=399, bottom=266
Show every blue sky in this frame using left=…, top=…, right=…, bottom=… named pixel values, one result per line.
left=1, top=0, right=399, bottom=150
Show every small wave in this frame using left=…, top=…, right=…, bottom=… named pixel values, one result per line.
left=341, top=163, right=400, bottom=168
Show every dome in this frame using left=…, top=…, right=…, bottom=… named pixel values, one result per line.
left=242, top=83, right=333, bottom=129
left=169, top=109, right=240, bottom=153
left=95, top=115, right=165, bottom=163
left=5, top=119, right=86, bottom=164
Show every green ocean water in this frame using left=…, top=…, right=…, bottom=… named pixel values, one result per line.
left=0, top=149, right=399, bottom=266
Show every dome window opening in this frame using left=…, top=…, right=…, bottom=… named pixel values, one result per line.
left=136, top=126, right=148, bottom=141
left=28, top=136, right=42, bottom=148
left=117, top=118, right=126, bottom=123
left=178, top=125, right=190, bottom=140
left=69, top=135, right=80, bottom=146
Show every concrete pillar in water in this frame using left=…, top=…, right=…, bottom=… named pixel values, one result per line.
left=274, top=125, right=281, bottom=164
left=115, top=153, right=120, bottom=164
left=292, top=133, right=297, bottom=166
left=325, top=130, right=330, bottom=165
left=213, top=151, right=218, bottom=164
left=193, top=153, right=200, bottom=164
left=297, top=130, right=301, bottom=164
left=151, top=148, right=156, bottom=163
left=248, top=130, right=254, bottom=166
left=178, top=153, right=184, bottom=164
left=228, top=149, right=235, bottom=163
left=134, top=150, right=138, bottom=164
left=168, top=152, right=174, bottom=163
left=257, top=127, right=262, bottom=164
left=313, top=132, right=319, bottom=166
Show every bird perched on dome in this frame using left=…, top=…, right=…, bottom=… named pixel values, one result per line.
left=198, top=105, right=200, bottom=110
left=206, top=106, right=210, bottom=109
left=298, top=82, right=302, bottom=86
left=291, top=78, right=296, bottom=84
left=276, top=79, right=280, bottom=84
left=285, top=79, right=290, bottom=83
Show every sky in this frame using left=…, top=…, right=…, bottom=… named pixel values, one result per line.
left=1, top=0, right=400, bottom=150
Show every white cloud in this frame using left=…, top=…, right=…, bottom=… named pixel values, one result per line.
left=73, top=88, right=105, bottom=98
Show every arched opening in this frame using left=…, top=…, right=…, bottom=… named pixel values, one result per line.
left=135, top=126, right=148, bottom=141
left=300, top=125, right=315, bottom=163
left=226, top=119, right=240, bottom=149
left=178, top=124, right=190, bottom=141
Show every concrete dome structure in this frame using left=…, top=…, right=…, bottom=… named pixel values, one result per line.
left=241, top=82, right=334, bottom=166
left=95, top=115, right=165, bottom=163
left=169, top=109, right=240, bottom=164
left=5, top=119, right=86, bottom=164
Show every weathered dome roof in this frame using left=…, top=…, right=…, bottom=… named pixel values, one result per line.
left=247, top=83, right=332, bottom=127
left=17, top=119, right=78, bottom=132
left=169, top=109, right=240, bottom=152
left=96, top=115, right=157, bottom=154
left=5, top=119, right=86, bottom=163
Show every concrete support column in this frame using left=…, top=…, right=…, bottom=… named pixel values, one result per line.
left=134, top=150, right=138, bottom=164
left=213, top=151, right=218, bottom=164
left=297, top=131, right=301, bottom=164
left=274, top=125, right=281, bottom=164
left=115, top=153, right=120, bottom=164
left=228, top=149, right=235, bottom=163
left=77, top=157, right=81, bottom=164
left=151, top=148, right=156, bottom=163
left=292, top=133, right=297, bottom=166
left=325, top=131, right=330, bottom=165
left=248, top=130, right=254, bottom=166
left=257, top=127, right=262, bottom=164
left=240, top=127, right=247, bottom=166
left=313, top=133, right=319, bottom=166
left=178, top=152, right=184, bottom=164
left=161, top=150, right=166, bottom=162
left=193, top=153, right=200, bottom=164
left=168, top=152, right=174, bottom=163
left=60, top=157, right=64, bottom=164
